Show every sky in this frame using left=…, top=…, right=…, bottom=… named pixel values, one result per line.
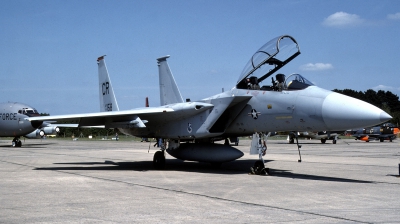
left=1, top=0, right=400, bottom=115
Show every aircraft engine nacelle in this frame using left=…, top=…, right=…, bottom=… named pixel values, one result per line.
left=166, top=143, right=244, bottom=163
left=24, top=129, right=45, bottom=139
left=42, top=126, right=60, bottom=135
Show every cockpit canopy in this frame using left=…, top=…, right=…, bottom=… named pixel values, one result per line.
left=18, top=108, right=40, bottom=117
left=284, top=74, right=314, bottom=90
left=236, top=35, right=301, bottom=89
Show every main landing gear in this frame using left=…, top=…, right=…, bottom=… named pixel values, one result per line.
left=153, top=139, right=167, bottom=169
left=321, top=133, right=337, bottom=144
left=153, top=151, right=165, bottom=169
left=12, top=137, right=22, bottom=147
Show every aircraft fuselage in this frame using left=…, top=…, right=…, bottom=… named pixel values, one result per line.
left=118, top=85, right=387, bottom=140
left=0, top=102, right=42, bottom=137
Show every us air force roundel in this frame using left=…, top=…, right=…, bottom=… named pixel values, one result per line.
left=187, top=123, right=192, bottom=133
left=248, top=109, right=261, bottom=119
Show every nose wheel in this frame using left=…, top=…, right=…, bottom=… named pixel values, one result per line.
left=12, top=137, right=22, bottom=147
left=249, top=132, right=270, bottom=175
left=251, top=160, right=269, bottom=175
left=250, top=132, right=303, bottom=175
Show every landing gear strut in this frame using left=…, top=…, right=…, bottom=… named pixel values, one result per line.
left=153, top=139, right=166, bottom=169
left=289, top=132, right=302, bottom=162
left=12, top=137, right=22, bottom=147
left=250, top=132, right=303, bottom=175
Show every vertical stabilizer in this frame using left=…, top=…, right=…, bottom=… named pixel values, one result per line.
left=157, top=55, right=184, bottom=106
left=97, top=55, right=119, bottom=112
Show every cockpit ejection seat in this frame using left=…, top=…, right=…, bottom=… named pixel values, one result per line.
left=248, top=76, right=260, bottom=90
left=275, top=73, right=286, bottom=91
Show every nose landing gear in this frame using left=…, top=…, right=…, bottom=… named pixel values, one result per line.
left=12, top=137, right=22, bottom=147
left=249, top=132, right=270, bottom=175
left=250, top=132, right=303, bottom=175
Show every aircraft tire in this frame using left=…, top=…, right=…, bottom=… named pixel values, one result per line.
left=289, top=138, right=294, bottom=144
left=380, top=138, right=384, bottom=142
left=210, top=162, right=222, bottom=168
left=254, top=160, right=264, bottom=172
left=224, top=139, right=229, bottom=145
left=153, top=151, right=165, bottom=170
left=333, top=140, right=337, bottom=144
left=321, top=139, right=326, bottom=144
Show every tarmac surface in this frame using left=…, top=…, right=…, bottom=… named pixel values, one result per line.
left=0, top=138, right=399, bottom=223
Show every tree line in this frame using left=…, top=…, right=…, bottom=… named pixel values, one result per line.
left=333, top=89, right=400, bottom=126
left=38, top=116, right=119, bottom=139
left=57, top=120, right=119, bottom=139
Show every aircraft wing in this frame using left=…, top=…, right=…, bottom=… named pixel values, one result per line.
left=26, top=108, right=174, bottom=128
left=51, top=124, right=106, bottom=128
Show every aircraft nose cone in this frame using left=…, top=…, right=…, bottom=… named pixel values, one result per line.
left=321, top=92, right=392, bottom=130
left=380, top=111, right=392, bottom=123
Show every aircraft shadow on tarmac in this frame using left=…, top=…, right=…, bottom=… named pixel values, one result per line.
left=275, top=142, right=337, bottom=145
left=0, top=142, right=57, bottom=148
left=34, top=159, right=373, bottom=183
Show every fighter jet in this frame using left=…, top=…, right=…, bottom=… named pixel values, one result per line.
left=350, top=123, right=399, bottom=142
left=287, top=131, right=340, bottom=144
left=27, top=35, right=392, bottom=171
left=0, top=102, right=43, bottom=146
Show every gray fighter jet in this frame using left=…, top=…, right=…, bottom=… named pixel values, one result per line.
left=27, top=35, right=392, bottom=170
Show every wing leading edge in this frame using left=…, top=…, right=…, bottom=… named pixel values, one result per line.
left=26, top=108, right=174, bottom=128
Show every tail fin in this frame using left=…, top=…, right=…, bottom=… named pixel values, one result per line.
left=97, top=55, right=119, bottom=112
left=157, top=55, right=184, bottom=106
